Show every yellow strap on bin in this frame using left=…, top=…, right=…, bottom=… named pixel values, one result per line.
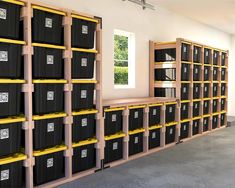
left=71, top=14, right=99, bottom=23
left=0, top=38, right=26, bottom=45
left=192, top=116, right=201, bottom=120
left=221, top=81, right=227, bottom=83
left=32, top=5, right=66, bottom=16
left=181, top=81, right=191, bottom=84
left=0, top=116, right=26, bottom=124
left=105, top=133, right=125, bottom=141
left=72, top=48, right=98, bottom=53
left=128, top=128, right=145, bottom=135
left=33, top=145, right=67, bottom=157
left=203, top=114, right=211, bottom=118
left=193, top=99, right=201, bottom=102
left=72, top=109, right=98, bottom=116
left=72, top=79, right=97, bottom=84
left=148, top=103, right=163, bottom=107
left=165, top=102, right=177, bottom=105
left=221, top=96, right=227, bottom=99
left=0, top=153, right=27, bottom=165
left=72, top=138, right=98, bottom=148
left=180, top=119, right=191, bottom=123
left=165, top=122, right=178, bottom=127
left=203, top=98, right=211, bottom=101
left=193, top=62, right=202, bottom=66
left=204, top=64, right=212, bottom=67
left=128, top=105, right=146, bottom=110
left=33, top=113, right=67, bottom=121
left=193, top=81, right=202, bottom=84
left=212, top=112, right=220, bottom=116
left=212, top=81, right=220, bottom=83
left=181, top=61, right=192, bottom=64
left=33, top=79, right=67, bottom=84
left=221, top=66, right=227, bottom=68
left=213, top=65, right=220, bottom=68
left=220, top=110, right=227, bottom=114
left=104, top=107, right=125, bottom=112
left=203, top=81, right=211, bottom=83
left=181, top=100, right=190, bottom=103
left=149, top=125, right=162, bottom=131
left=2, top=0, right=25, bottom=6
left=32, top=43, right=66, bottom=50
left=212, top=97, right=220, bottom=100
left=0, top=79, right=25, bottom=84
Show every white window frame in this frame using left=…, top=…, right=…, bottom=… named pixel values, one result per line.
left=114, top=29, right=135, bottom=89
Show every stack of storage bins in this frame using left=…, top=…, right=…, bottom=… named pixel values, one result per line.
left=70, top=14, right=99, bottom=174
left=0, top=1, right=27, bottom=187
left=31, top=5, right=67, bottom=185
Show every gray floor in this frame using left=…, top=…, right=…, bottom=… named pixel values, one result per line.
left=59, top=125, right=235, bottom=188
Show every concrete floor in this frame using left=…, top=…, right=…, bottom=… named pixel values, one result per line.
left=59, top=126, right=235, bottom=188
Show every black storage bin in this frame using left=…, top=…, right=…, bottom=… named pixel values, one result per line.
left=72, top=51, right=95, bottom=79
left=149, top=106, right=161, bottom=126
left=213, top=83, right=218, bottom=97
left=193, top=46, right=201, bottom=63
left=203, top=117, right=209, bottom=132
left=181, top=63, right=190, bottom=81
left=221, top=68, right=226, bottom=81
left=165, top=103, right=176, bottom=123
left=221, top=83, right=226, bottom=96
left=213, top=67, right=219, bottom=81
left=0, top=83, right=22, bottom=118
left=165, top=125, right=176, bottom=145
left=129, top=108, right=143, bottom=131
left=155, top=68, right=176, bottom=81
left=0, top=42, right=23, bottom=78
left=72, top=18, right=96, bottom=49
left=180, top=121, right=189, bottom=139
left=73, top=144, right=96, bottom=173
left=213, top=50, right=219, bottom=65
left=221, top=98, right=226, bottom=111
left=155, top=49, right=176, bottom=62
left=204, top=48, right=211, bottom=64
left=221, top=52, right=226, bottom=66
left=203, top=83, right=210, bottom=98
left=129, top=133, right=143, bottom=156
left=203, top=100, right=210, bottom=115
left=193, top=101, right=200, bottom=117
left=212, top=115, right=218, bottom=129
left=193, top=65, right=201, bottom=81
left=0, top=120, right=22, bottom=157
left=33, top=83, right=64, bottom=115
left=0, top=1, right=22, bottom=40
left=155, top=88, right=176, bottom=98
left=193, top=83, right=201, bottom=99
left=105, top=110, right=122, bottom=136
left=33, top=116, right=64, bottom=150
left=181, top=102, right=189, bottom=120
left=181, top=83, right=190, bottom=100
left=149, top=128, right=161, bottom=149
left=192, top=119, right=200, bottom=136
left=34, top=150, right=65, bottom=186
left=105, top=137, right=123, bottom=164
left=33, top=47, right=64, bottom=79
left=72, top=82, right=95, bottom=111
left=0, top=157, right=24, bottom=188
left=181, top=43, right=190, bottom=61
left=73, top=113, right=96, bottom=142
left=32, top=9, right=64, bottom=45
left=213, top=99, right=218, bottom=113
left=221, top=113, right=226, bottom=126
left=204, top=66, right=210, bottom=81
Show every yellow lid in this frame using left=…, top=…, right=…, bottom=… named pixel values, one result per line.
left=128, top=105, right=146, bottom=110
left=33, top=79, right=67, bottom=84
left=165, top=122, right=178, bottom=127
left=0, top=79, right=25, bottom=84
left=0, top=153, right=27, bottom=165
left=0, top=116, right=25, bottom=124
left=105, top=133, right=125, bottom=141
left=148, top=103, right=163, bottom=107
left=104, top=107, right=125, bottom=112
left=72, top=109, right=98, bottom=116
left=72, top=48, right=98, bottom=53
left=180, top=119, right=191, bottom=123
left=2, top=0, right=25, bottom=6
left=71, top=14, right=99, bottom=23
left=0, top=38, right=26, bottom=45
left=192, top=116, right=201, bottom=120
left=32, top=43, right=66, bottom=50
left=128, top=128, right=145, bottom=135
left=32, top=5, right=66, bottom=16
left=149, top=125, right=162, bottom=130
left=33, top=145, right=67, bottom=157
left=33, top=113, right=67, bottom=121
left=72, top=138, right=98, bottom=148
left=72, top=79, right=97, bottom=84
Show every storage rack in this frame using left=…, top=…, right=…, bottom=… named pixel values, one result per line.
left=149, top=38, right=229, bottom=142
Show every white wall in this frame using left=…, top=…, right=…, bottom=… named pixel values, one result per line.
left=38, top=0, right=233, bottom=115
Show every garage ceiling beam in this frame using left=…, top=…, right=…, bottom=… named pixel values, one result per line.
left=123, top=0, right=155, bottom=10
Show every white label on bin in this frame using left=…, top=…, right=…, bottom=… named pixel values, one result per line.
left=222, top=100, right=224, bottom=105
left=152, top=132, right=156, bottom=139
left=214, top=118, right=217, bottom=123
left=222, top=115, right=224, bottom=120
left=134, top=111, right=138, bottom=119
left=183, top=67, right=187, bottom=73
left=153, top=109, right=157, bottom=116
left=81, top=118, right=88, bottom=127
left=45, top=18, right=53, bottom=28
left=183, top=46, right=187, bottom=53
left=47, top=158, right=54, bottom=168
left=0, top=8, right=6, bottom=20
left=215, top=53, right=217, bottom=58
left=205, top=102, right=208, bottom=107
left=196, top=87, right=199, bottom=92
left=170, top=128, right=173, bottom=135
left=111, top=114, right=117, bottom=122
left=195, top=49, right=198, bottom=54
left=0, top=129, right=9, bottom=140
left=195, top=122, right=198, bottom=127
left=183, top=125, right=187, bottom=131
left=214, top=86, right=216, bottom=91
left=214, top=69, right=217, bottom=75
left=0, top=92, right=8, bottom=103
left=47, top=91, right=54, bottom=101
left=183, top=104, right=186, bottom=111
left=81, top=58, right=88, bottom=67
left=81, top=149, right=87, bottom=158
left=214, top=101, right=216, bottom=106
left=222, top=71, right=225, bottom=76
left=0, top=51, right=8, bottom=62
left=195, top=68, right=198, bottom=74
left=205, top=87, right=208, bottom=92
left=113, top=142, right=118, bottom=150
left=134, top=137, right=139, bottom=144
left=47, top=123, right=54, bottom=132
left=206, top=51, right=209, bottom=57
left=47, top=55, right=54, bottom=65
left=205, top=69, right=208, bottom=74
left=82, top=25, right=88, bottom=34
left=169, top=107, right=173, bottom=113
left=195, top=103, right=198, bottom=109
left=81, top=90, right=87, bottom=99
left=183, top=87, right=186, bottom=93
left=1, top=170, right=9, bottom=181
left=204, top=119, right=207, bottom=124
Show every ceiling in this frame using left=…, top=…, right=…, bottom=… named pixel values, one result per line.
left=149, top=0, right=235, bottom=34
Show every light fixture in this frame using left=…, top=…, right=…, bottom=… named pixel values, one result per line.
left=123, top=0, right=155, bottom=10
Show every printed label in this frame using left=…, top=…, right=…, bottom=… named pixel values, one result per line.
left=183, top=125, right=187, bottom=131
left=214, top=69, right=216, bottom=75
left=221, top=115, right=224, bottom=120
left=204, top=119, right=207, bottom=124
left=134, top=137, right=139, bottom=144
left=206, top=51, right=209, bottom=57
left=152, top=132, right=156, bottom=139
left=205, top=87, right=208, bottom=92
left=82, top=25, right=88, bottom=34
left=0, top=51, right=8, bottom=62
left=111, top=114, right=117, bottom=122
left=47, top=123, right=54, bottom=132
left=153, top=109, right=157, bottom=116
left=170, top=128, right=173, bottom=135
left=0, top=92, right=9, bottom=103
left=81, top=58, right=88, bottom=67
left=47, top=55, right=54, bottom=65
left=214, top=86, right=216, bottom=91
left=222, top=71, right=225, bottom=76
left=184, top=67, right=187, bottom=73
left=113, top=142, right=118, bottom=150
left=195, top=103, right=198, bottom=109
left=214, top=101, right=216, bottom=106
left=205, top=69, right=208, bottom=74
left=183, top=87, right=187, bottom=93
left=1, top=170, right=9, bottom=181
left=222, top=100, right=224, bottom=105
left=0, top=8, right=7, bottom=20
left=0, top=129, right=9, bottom=140
left=215, top=53, right=217, bottom=58
left=183, top=46, right=187, bottom=53
left=205, top=102, right=208, bottom=107
left=47, top=91, right=54, bottom=101
left=134, top=111, right=138, bottom=119
left=214, top=118, right=217, bottom=123
left=195, top=68, right=198, bottom=74
left=195, top=49, right=198, bottom=54
left=81, top=149, right=88, bottom=158
left=183, top=104, right=186, bottom=111
left=47, top=158, right=54, bottom=168
left=194, top=122, right=198, bottom=127
left=81, top=118, right=88, bottom=127
left=45, top=18, right=53, bottom=28
left=196, top=87, right=199, bottom=92
left=169, top=107, right=173, bottom=113
left=81, top=90, right=87, bottom=99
